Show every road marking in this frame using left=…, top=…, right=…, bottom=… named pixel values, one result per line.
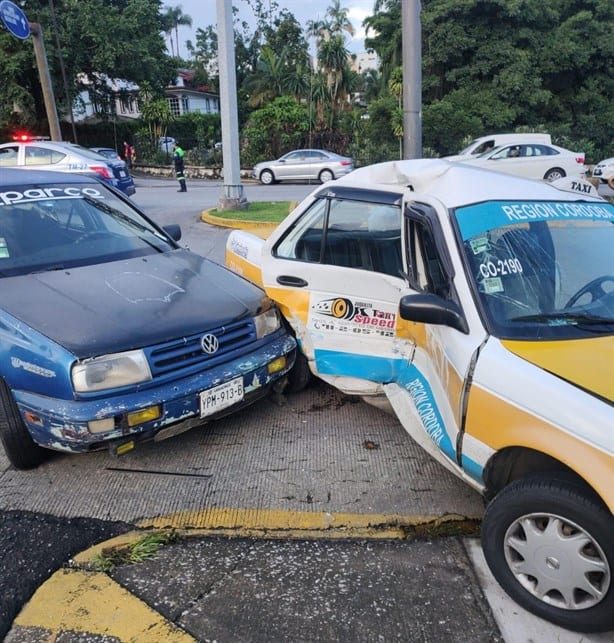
left=13, top=568, right=195, bottom=642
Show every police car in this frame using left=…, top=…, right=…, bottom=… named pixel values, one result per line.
left=225, top=159, right=614, bottom=633
left=0, top=169, right=295, bottom=469
left=0, top=136, right=136, bottom=197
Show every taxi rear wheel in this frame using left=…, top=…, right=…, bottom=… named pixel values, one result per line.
left=481, top=476, right=614, bottom=632
left=0, top=379, right=48, bottom=470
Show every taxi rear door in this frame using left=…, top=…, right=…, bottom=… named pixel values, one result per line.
left=259, top=187, right=413, bottom=396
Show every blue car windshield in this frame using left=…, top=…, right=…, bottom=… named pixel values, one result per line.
left=0, top=180, right=173, bottom=277
left=454, top=200, right=614, bottom=340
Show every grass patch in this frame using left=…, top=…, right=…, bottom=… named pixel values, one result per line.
left=209, top=201, right=293, bottom=222
left=92, top=530, right=178, bottom=572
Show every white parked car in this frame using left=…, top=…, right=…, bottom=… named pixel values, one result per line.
left=445, top=132, right=551, bottom=161
left=592, top=157, right=614, bottom=189
left=459, top=142, right=585, bottom=182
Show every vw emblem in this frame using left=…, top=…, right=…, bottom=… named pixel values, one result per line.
left=201, top=333, right=219, bottom=354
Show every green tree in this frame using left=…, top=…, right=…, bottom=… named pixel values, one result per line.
left=364, top=0, right=614, bottom=159
left=0, top=0, right=176, bottom=134
left=241, top=95, right=309, bottom=164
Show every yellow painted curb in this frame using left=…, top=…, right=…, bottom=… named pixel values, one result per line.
left=14, top=568, right=196, bottom=642
left=136, top=507, right=479, bottom=539
left=200, top=201, right=297, bottom=239
left=9, top=508, right=481, bottom=641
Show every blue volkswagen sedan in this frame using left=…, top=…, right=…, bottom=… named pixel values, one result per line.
left=0, top=169, right=296, bottom=468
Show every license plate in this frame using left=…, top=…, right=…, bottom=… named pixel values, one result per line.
left=199, top=377, right=244, bottom=417
left=119, top=170, right=127, bottom=177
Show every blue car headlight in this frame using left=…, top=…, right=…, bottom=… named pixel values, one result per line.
left=72, top=349, right=152, bottom=393
left=254, top=307, right=281, bottom=338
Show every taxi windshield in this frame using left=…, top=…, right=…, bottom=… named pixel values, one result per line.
left=455, top=200, right=614, bottom=340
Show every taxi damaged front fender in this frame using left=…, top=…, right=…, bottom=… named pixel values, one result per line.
left=464, top=337, right=614, bottom=513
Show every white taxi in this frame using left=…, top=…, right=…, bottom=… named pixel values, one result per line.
left=225, top=159, right=614, bottom=633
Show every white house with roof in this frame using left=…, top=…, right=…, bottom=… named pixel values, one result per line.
left=72, top=71, right=219, bottom=122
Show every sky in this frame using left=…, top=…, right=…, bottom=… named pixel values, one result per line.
left=170, top=0, right=376, bottom=57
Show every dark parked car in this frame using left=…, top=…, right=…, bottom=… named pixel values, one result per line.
left=89, top=146, right=122, bottom=161
left=0, top=169, right=296, bottom=469
left=0, top=139, right=136, bottom=196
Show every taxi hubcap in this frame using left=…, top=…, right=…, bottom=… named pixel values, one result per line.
left=503, top=512, right=610, bottom=610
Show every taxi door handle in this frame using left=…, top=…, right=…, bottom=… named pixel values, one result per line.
left=277, top=275, right=308, bottom=288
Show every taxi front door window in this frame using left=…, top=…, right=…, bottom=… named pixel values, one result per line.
left=409, top=219, right=449, bottom=299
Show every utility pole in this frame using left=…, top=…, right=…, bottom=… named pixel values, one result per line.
left=402, top=0, right=421, bottom=158
left=30, top=22, right=62, bottom=141
left=216, top=0, right=247, bottom=210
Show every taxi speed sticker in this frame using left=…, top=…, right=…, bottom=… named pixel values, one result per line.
left=310, top=296, right=396, bottom=337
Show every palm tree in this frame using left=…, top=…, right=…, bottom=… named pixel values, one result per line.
left=326, top=0, right=355, bottom=38
left=243, top=45, right=287, bottom=107
left=162, top=5, right=192, bottom=59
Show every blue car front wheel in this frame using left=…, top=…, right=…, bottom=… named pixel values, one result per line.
left=0, top=379, right=48, bottom=470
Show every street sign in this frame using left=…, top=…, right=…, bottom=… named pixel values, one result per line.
left=0, top=0, right=30, bottom=39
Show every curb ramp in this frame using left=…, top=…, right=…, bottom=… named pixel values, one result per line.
left=6, top=508, right=481, bottom=643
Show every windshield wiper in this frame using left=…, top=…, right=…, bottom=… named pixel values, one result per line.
left=511, top=312, right=614, bottom=325
left=82, top=196, right=167, bottom=240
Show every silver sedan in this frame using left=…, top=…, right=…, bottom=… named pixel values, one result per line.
left=252, top=149, right=354, bottom=184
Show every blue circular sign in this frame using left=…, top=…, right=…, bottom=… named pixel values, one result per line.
left=0, top=0, right=30, bottom=40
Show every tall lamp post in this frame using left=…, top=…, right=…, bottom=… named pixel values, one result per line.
left=402, top=0, right=422, bottom=158
left=216, top=0, right=247, bottom=210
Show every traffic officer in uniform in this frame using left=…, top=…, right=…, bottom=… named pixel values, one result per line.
left=173, top=142, right=187, bottom=192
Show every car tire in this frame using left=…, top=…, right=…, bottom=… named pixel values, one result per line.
left=544, top=167, right=566, bottom=182
left=319, top=169, right=335, bottom=183
left=481, top=475, right=614, bottom=633
left=259, top=169, right=275, bottom=185
left=608, top=176, right=614, bottom=190
left=0, top=379, right=48, bottom=470
left=285, top=350, right=312, bottom=393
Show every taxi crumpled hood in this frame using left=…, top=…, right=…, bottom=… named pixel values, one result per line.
left=2, top=249, right=265, bottom=358
left=502, top=336, right=614, bottom=402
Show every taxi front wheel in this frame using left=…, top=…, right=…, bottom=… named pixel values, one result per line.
left=0, top=379, right=48, bottom=470
left=481, top=475, right=614, bottom=633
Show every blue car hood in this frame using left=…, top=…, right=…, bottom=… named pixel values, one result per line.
left=3, top=249, right=265, bottom=358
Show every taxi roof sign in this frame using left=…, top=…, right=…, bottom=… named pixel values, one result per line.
left=0, top=0, right=30, bottom=40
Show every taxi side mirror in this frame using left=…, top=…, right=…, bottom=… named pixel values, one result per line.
left=399, top=293, right=469, bottom=334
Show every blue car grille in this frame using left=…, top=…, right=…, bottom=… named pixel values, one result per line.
left=147, top=319, right=256, bottom=378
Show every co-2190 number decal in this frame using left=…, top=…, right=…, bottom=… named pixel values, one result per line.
left=478, top=258, right=523, bottom=279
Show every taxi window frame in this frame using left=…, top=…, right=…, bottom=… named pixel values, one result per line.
left=272, top=186, right=404, bottom=275
left=404, top=201, right=457, bottom=301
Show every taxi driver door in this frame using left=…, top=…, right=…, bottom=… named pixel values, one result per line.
left=385, top=202, right=487, bottom=478
left=259, top=188, right=415, bottom=397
